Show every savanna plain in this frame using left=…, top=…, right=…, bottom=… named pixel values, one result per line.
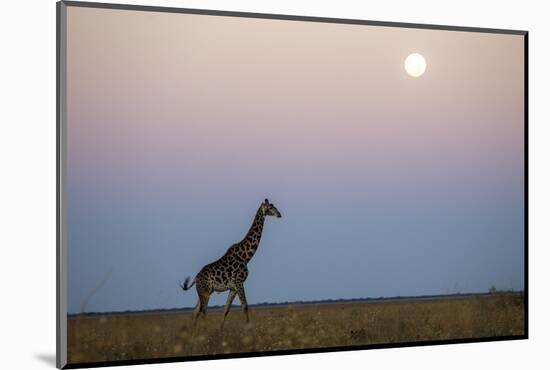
left=67, top=292, right=524, bottom=364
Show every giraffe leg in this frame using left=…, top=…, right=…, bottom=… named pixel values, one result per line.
left=236, top=286, right=249, bottom=323
left=199, top=292, right=210, bottom=315
left=192, top=290, right=210, bottom=333
left=221, top=290, right=237, bottom=330
left=191, top=298, right=201, bottom=332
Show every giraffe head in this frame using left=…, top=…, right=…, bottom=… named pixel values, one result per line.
left=261, top=198, right=282, bottom=218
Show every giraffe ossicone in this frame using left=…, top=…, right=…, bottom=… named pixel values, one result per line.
left=180, top=198, right=282, bottom=328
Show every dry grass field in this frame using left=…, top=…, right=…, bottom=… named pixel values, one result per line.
left=67, top=293, right=524, bottom=365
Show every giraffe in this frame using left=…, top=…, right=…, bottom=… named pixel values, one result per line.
left=180, top=198, right=282, bottom=329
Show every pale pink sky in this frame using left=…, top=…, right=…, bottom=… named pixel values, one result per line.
left=67, top=7, right=524, bottom=180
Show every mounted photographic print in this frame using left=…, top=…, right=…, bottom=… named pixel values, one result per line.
left=56, top=1, right=528, bottom=368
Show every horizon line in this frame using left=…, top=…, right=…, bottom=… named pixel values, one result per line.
left=67, top=290, right=524, bottom=317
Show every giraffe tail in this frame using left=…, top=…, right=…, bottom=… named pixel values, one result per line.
left=179, top=276, right=196, bottom=291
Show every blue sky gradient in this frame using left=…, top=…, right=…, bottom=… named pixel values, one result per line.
left=66, top=7, right=524, bottom=313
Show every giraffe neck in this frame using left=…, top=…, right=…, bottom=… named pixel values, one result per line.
left=238, top=208, right=266, bottom=263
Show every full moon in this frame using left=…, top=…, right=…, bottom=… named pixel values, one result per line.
left=404, top=53, right=427, bottom=77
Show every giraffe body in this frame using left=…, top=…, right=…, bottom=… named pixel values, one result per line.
left=180, top=199, right=281, bottom=327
